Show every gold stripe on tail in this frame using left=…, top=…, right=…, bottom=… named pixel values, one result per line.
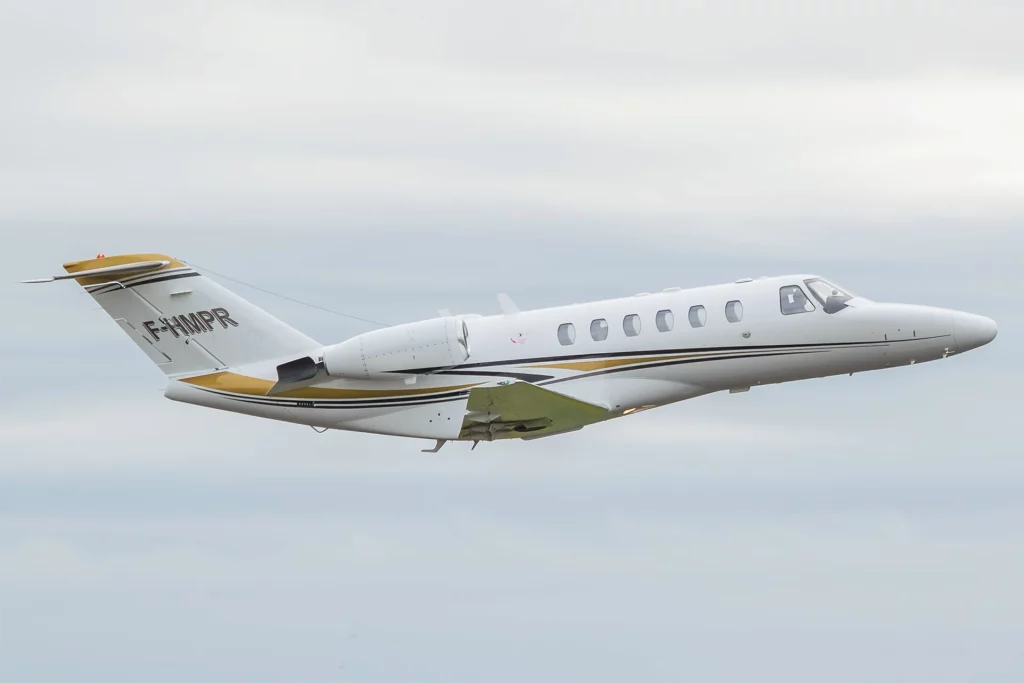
left=63, top=253, right=186, bottom=285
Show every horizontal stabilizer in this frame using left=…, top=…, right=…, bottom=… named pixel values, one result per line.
left=23, top=260, right=170, bottom=284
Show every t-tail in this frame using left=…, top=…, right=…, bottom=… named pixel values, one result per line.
left=25, top=253, right=320, bottom=377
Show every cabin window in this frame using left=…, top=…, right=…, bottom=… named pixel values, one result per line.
left=780, top=285, right=815, bottom=315
left=623, top=314, right=641, bottom=337
left=688, top=305, right=706, bottom=328
left=656, top=309, right=674, bottom=332
left=725, top=300, right=743, bottom=323
left=590, top=318, right=609, bottom=341
left=557, top=323, right=576, bottom=346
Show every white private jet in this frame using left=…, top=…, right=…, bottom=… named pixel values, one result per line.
left=28, top=253, right=997, bottom=451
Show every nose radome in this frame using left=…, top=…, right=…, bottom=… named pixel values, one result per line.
left=954, top=312, right=998, bottom=352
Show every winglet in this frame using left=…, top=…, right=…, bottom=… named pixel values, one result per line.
left=497, top=293, right=519, bottom=315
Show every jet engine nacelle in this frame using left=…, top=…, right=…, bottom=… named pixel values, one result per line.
left=321, top=316, right=471, bottom=380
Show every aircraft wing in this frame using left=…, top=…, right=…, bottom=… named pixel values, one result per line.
left=460, top=380, right=609, bottom=442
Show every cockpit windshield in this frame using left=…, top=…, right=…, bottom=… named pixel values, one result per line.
left=804, top=278, right=856, bottom=314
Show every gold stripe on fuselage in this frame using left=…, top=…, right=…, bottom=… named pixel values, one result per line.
left=526, top=353, right=702, bottom=372
left=184, top=344, right=853, bottom=402
left=523, top=346, right=792, bottom=372
left=183, top=371, right=482, bottom=399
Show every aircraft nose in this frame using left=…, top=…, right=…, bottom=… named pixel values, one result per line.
left=953, top=312, right=998, bottom=352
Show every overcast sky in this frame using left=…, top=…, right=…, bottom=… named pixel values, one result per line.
left=1, top=1, right=1023, bottom=681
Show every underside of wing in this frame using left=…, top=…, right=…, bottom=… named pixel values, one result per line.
left=460, top=381, right=609, bottom=442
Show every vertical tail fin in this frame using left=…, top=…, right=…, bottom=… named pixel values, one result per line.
left=59, top=253, right=319, bottom=377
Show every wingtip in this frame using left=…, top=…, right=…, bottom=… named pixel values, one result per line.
left=497, top=293, right=519, bottom=315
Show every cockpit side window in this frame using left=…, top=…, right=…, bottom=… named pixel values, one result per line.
left=780, top=285, right=815, bottom=315
left=804, top=278, right=854, bottom=314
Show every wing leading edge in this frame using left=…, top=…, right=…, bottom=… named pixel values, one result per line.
left=460, top=381, right=608, bottom=442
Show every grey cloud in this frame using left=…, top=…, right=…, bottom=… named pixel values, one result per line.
left=3, top=3, right=1024, bottom=231
left=2, top=470, right=1021, bottom=683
